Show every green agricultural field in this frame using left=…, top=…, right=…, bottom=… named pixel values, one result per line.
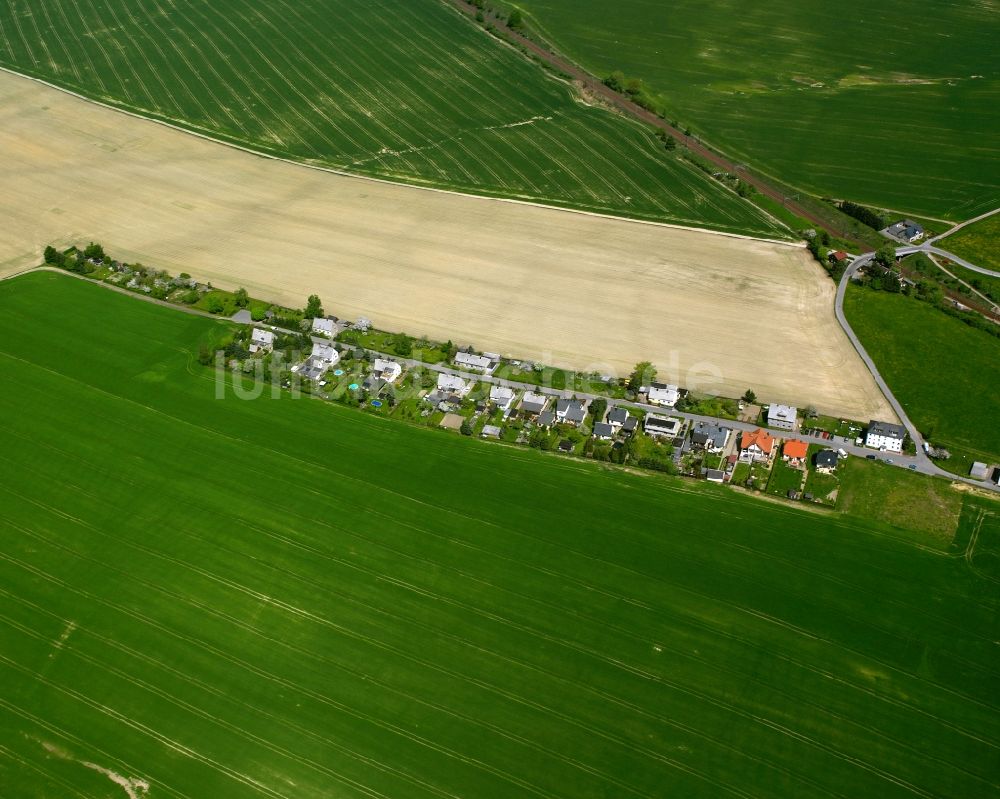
left=843, top=285, right=1000, bottom=471
left=0, top=0, right=786, bottom=239
left=939, top=214, right=1000, bottom=274
left=513, top=0, right=1000, bottom=219
left=1, top=271, right=999, bottom=798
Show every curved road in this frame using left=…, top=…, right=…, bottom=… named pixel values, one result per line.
left=835, top=251, right=998, bottom=492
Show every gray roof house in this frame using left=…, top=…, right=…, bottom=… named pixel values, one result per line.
left=556, top=398, right=587, bottom=425
left=814, top=450, right=839, bottom=471
left=520, top=391, right=548, bottom=415
left=690, top=422, right=730, bottom=452
left=593, top=422, right=614, bottom=440
left=607, top=407, right=630, bottom=428
left=536, top=410, right=555, bottom=428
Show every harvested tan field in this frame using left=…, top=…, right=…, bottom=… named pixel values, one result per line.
left=0, top=71, right=893, bottom=419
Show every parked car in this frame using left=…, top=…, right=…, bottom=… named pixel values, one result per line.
left=866, top=454, right=876, bottom=460
left=908, top=464, right=917, bottom=470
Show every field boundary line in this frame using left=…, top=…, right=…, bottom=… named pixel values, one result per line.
left=0, top=64, right=799, bottom=247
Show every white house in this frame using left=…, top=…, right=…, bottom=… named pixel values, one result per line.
left=311, top=317, right=336, bottom=337
left=865, top=420, right=906, bottom=452
left=454, top=351, right=498, bottom=373
left=249, top=328, right=274, bottom=354
left=766, top=404, right=797, bottom=431
left=489, top=385, right=516, bottom=411
left=371, top=358, right=402, bottom=384
left=437, top=373, right=471, bottom=397
left=647, top=382, right=679, bottom=408
left=311, top=341, right=339, bottom=365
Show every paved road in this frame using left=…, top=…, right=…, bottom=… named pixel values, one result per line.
left=896, top=244, right=1000, bottom=279
left=12, top=266, right=995, bottom=491
left=834, top=254, right=998, bottom=491
left=926, top=207, right=1000, bottom=245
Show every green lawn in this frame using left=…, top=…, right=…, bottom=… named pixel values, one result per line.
left=844, top=285, right=1000, bottom=470
left=512, top=0, right=1000, bottom=219
left=0, top=0, right=786, bottom=239
left=838, top=458, right=965, bottom=545
left=939, top=214, right=1000, bottom=274
left=765, top=459, right=804, bottom=498
left=1, top=271, right=999, bottom=798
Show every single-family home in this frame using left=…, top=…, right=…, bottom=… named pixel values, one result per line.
left=489, top=385, right=516, bottom=411
left=249, top=328, right=274, bottom=354
left=828, top=251, right=848, bottom=265
left=645, top=414, right=682, bottom=438
left=865, top=420, right=906, bottom=452
left=297, top=341, right=340, bottom=380
left=481, top=425, right=502, bottom=439
left=740, top=428, right=775, bottom=462
left=647, top=382, right=680, bottom=408
left=311, top=317, right=336, bottom=337
left=520, top=391, right=548, bottom=416
left=970, top=461, right=990, bottom=480
left=607, top=407, right=630, bottom=430
left=592, top=422, right=614, bottom=440
left=437, top=373, right=471, bottom=397
left=690, top=422, right=730, bottom=453
left=536, top=410, right=555, bottom=428
left=782, top=439, right=809, bottom=465
left=556, top=398, right=587, bottom=425
left=767, top=404, right=798, bottom=431
left=371, top=358, right=403, bottom=384
left=454, top=351, right=499, bottom=374
left=885, top=219, right=925, bottom=243
left=814, top=449, right=839, bottom=472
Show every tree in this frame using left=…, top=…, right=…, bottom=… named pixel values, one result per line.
left=627, top=361, right=656, bottom=392
left=589, top=398, right=608, bottom=424
left=305, top=294, right=324, bottom=318
left=874, top=243, right=896, bottom=270
left=460, top=419, right=473, bottom=436
left=603, top=71, right=626, bottom=93
left=804, top=404, right=818, bottom=418
left=507, top=9, right=523, bottom=28
left=393, top=333, right=413, bottom=357
left=206, top=295, right=225, bottom=314
left=83, top=242, right=105, bottom=261
left=742, top=388, right=757, bottom=404
left=663, top=136, right=677, bottom=151
left=197, top=344, right=213, bottom=366
left=234, top=287, right=250, bottom=308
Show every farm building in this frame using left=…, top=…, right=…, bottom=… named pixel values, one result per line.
left=885, top=219, right=925, bottom=243
left=970, top=462, right=989, bottom=480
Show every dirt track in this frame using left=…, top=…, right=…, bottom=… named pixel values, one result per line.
left=0, top=70, right=894, bottom=419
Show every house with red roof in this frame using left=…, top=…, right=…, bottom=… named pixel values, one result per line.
left=739, top=428, right=775, bottom=462
left=782, top=439, right=809, bottom=466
